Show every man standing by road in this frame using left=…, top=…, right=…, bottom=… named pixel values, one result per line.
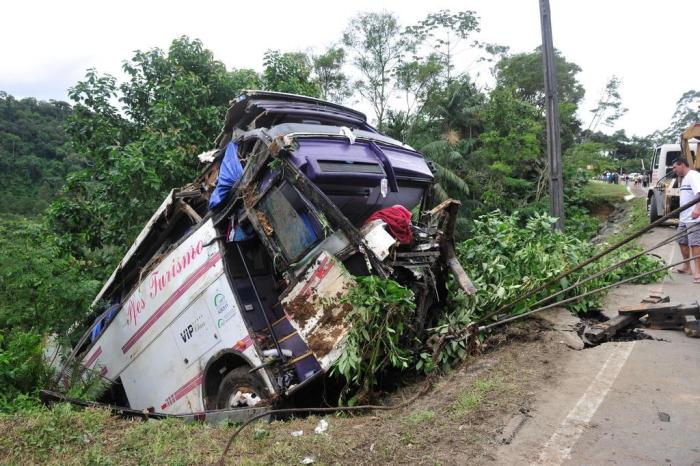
left=672, top=159, right=700, bottom=282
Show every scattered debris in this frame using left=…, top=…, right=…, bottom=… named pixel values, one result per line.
left=642, top=293, right=670, bottom=304
left=684, top=315, right=700, bottom=337
left=497, top=413, right=529, bottom=444
left=581, top=296, right=700, bottom=345
left=658, top=412, right=671, bottom=422
left=300, top=456, right=315, bottom=464
left=291, top=430, right=304, bottom=437
left=314, top=419, right=329, bottom=435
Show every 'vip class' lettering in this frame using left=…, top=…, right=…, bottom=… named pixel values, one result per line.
left=180, top=324, right=195, bottom=343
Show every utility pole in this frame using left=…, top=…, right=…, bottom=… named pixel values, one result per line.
left=539, top=0, right=565, bottom=231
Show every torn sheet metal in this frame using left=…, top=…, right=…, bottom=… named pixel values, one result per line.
left=282, top=252, right=355, bottom=371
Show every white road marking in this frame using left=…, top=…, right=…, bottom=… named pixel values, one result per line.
left=534, top=342, right=636, bottom=465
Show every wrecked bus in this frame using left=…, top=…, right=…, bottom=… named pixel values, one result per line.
left=70, top=91, right=473, bottom=416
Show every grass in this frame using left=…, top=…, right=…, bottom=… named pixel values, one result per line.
left=581, top=181, right=631, bottom=204
left=605, top=196, right=649, bottom=246
left=0, top=331, right=557, bottom=466
left=406, top=409, right=436, bottom=424
left=451, top=377, right=504, bottom=414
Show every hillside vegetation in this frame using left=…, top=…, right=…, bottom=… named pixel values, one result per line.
left=0, top=93, right=78, bottom=216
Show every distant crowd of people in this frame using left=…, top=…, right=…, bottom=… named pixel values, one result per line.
left=600, top=171, right=649, bottom=187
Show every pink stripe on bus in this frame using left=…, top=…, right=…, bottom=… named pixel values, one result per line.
left=160, top=372, right=203, bottom=410
left=84, top=346, right=102, bottom=368
left=121, top=252, right=222, bottom=354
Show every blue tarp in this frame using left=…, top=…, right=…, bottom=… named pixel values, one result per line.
left=209, top=141, right=244, bottom=210
left=90, top=301, right=119, bottom=342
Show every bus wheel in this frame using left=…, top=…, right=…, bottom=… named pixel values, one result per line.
left=216, top=366, right=269, bottom=409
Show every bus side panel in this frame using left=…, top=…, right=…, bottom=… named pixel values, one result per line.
left=81, top=221, right=220, bottom=379
left=203, top=273, right=275, bottom=396
left=118, top=274, right=268, bottom=413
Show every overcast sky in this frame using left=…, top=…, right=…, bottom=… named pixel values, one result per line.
left=1, top=0, right=696, bottom=137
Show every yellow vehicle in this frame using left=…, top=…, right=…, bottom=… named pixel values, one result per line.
left=647, top=123, right=700, bottom=222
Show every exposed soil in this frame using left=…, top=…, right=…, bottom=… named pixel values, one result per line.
left=307, top=327, right=343, bottom=357
left=586, top=201, right=616, bottom=220
left=285, top=294, right=318, bottom=328
left=299, top=299, right=350, bottom=358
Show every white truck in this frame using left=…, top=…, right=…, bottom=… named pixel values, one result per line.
left=647, top=140, right=698, bottom=222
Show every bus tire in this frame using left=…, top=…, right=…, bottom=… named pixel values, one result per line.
left=215, top=366, right=269, bottom=410
left=648, top=194, right=660, bottom=223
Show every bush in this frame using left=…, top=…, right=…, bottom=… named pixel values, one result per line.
left=0, top=218, right=100, bottom=412
left=429, top=211, right=664, bottom=368
left=331, top=276, right=416, bottom=404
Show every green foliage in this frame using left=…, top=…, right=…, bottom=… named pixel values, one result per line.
left=495, top=47, right=584, bottom=110
left=429, top=211, right=664, bottom=368
left=494, top=47, right=584, bottom=150
left=654, top=89, right=700, bottom=143
left=450, top=377, right=502, bottom=414
left=0, top=331, right=48, bottom=411
left=47, top=36, right=247, bottom=263
left=332, top=276, right=416, bottom=404
left=587, top=76, right=628, bottom=131
left=262, top=50, right=320, bottom=97
left=0, top=218, right=100, bottom=411
left=422, top=74, right=485, bottom=140
left=406, top=409, right=436, bottom=424
left=312, top=46, right=351, bottom=103
left=477, top=86, right=545, bottom=210
left=564, top=141, right=618, bottom=176
left=343, top=11, right=412, bottom=129
left=0, top=92, right=78, bottom=216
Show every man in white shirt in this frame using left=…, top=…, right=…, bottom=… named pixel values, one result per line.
left=671, top=159, right=700, bottom=282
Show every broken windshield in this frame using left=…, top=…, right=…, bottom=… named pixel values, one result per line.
left=257, top=182, right=324, bottom=262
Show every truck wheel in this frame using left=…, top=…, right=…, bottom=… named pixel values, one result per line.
left=215, top=366, right=269, bottom=409
left=648, top=195, right=660, bottom=223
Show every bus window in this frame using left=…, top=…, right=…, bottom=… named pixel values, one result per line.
left=653, top=148, right=660, bottom=170
left=257, top=182, right=324, bottom=262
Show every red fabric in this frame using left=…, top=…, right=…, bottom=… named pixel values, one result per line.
left=364, top=205, right=413, bottom=244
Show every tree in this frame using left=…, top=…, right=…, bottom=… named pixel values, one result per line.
left=312, top=46, right=351, bottom=103
left=494, top=48, right=584, bottom=109
left=0, top=93, right=78, bottom=215
left=655, top=89, right=700, bottom=142
left=423, top=75, right=485, bottom=140
left=229, top=68, right=262, bottom=93
left=393, top=53, right=444, bottom=138
left=0, top=218, right=100, bottom=409
left=477, top=86, right=545, bottom=208
left=405, top=10, right=481, bottom=82
left=262, top=50, right=319, bottom=97
left=494, top=48, right=584, bottom=150
left=47, top=36, right=248, bottom=266
left=587, top=76, right=628, bottom=132
left=343, top=12, right=412, bottom=130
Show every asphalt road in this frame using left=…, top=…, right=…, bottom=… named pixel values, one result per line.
left=495, top=198, right=700, bottom=465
